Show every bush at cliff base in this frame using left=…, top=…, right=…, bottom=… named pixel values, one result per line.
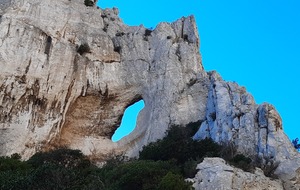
left=0, top=124, right=257, bottom=190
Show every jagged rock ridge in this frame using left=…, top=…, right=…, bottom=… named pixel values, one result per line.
left=0, top=0, right=299, bottom=189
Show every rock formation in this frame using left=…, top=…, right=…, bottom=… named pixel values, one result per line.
left=0, top=0, right=299, bottom=188
left=193, top=72, right=300, bottom=188
left=0, top=0, right=207, bottom=160
left=189, top=157, right=284, bottom=190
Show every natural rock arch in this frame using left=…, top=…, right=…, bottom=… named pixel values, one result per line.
left=111, top=99, right=145, bottom=142
left=57, top=89, right=145, bottom=160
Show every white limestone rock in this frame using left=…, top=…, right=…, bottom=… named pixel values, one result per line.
left=193, top=71, right=300, bottom=188
left=0, top=0, right=207, bottom=160
left=190, top=157, right=284, bottom=190
left=0, top=0, right=300, bottom=188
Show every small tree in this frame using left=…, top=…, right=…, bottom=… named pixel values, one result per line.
left=292, top=138, right=300, bottom=150
left=77, top=43, right=91, bottom=55
left=157, top=172, right=194, bottom=190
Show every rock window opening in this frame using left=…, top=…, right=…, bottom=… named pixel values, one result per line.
left=111, top=100, right=145, bottom=142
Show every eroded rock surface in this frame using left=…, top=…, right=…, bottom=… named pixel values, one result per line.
left=193, top=71, right=300, bottom=188
left=0, top=0, right=207, bottom=160
left=189, top=157, right=284, bottom=190
left=0, top=0, right=300, bottom=188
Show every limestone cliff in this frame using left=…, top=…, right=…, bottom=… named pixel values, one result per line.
left=0, top=0, right=206, bottom=160
left=192, top=72, right=300, bottom=188
left=0, top=0, right=299, bottom=189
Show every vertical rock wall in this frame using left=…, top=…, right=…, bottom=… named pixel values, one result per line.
left=193, top=71, right=300, bottom=188
left=0, top=0, right=208, bottom=160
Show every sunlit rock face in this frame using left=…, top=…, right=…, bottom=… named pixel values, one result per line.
left=0, top=0, right=207, bottom=161
left=0, top=0, right=299, bottom=188
left=189, top=158, right=284, bottom=190
left=193, top=71, right=300, bottom=188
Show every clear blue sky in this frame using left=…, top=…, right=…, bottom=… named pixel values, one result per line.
left=112, top=100, right=144, bottom=142
left=98, top=1, right=300, bottom=141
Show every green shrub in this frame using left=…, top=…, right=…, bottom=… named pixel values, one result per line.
left=231, top=154, right=252, bottom=164
left=100, top=160, right=181, bottom=190
left=157, top=172, right=194, bottom=190
left=0, top=170, right=32, bottom=190
left=0, top=154, right=30, bottom=171
left=27, top=148, right=91, bottom=169
left=229, top=154, right=253, bottom=172
left=0, top=149, right=190, bottom=189
left=10, top=153, right=22, bottom=160
left=0, top=155, right=31, bottom=190
left=183, top=159, right=199, bottom=178
left=77, top=43, right=91, bottom=55
left=292, top=138, right=300, bottom=150
left=261, top=161, right=279, bottom=179
left=219, top=142, right=237, bottom=161
left=139, top=125, right=221, bottom=164
left=0, top=149, right=103, bottom=189
left=254, top=158, right=279, bottom=179
left=0, top=121, right=278, bottom=189
left=25, top=163, right=78, bottom=189
left=144, top=29, right=152, bottom=36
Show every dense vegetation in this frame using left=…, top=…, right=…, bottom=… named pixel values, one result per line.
left=0, top=125, right=201, bottom=190
left=139, top=123, right=222, bottom=178
left=0, top=123, right=270, bottom=189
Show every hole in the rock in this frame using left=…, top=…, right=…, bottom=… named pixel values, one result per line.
left=112, top=100, right=145, bottom=142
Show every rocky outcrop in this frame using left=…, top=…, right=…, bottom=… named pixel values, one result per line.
left=0, top=0, right=300, bottom=188
left=0, top=0, right=207, bottom=161
left=193, top=71, right=300, bottom=188
left=189, top=157, right=284, bottom=190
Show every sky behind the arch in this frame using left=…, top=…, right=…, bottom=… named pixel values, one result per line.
left=98, top=0, right=300, bottom=141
